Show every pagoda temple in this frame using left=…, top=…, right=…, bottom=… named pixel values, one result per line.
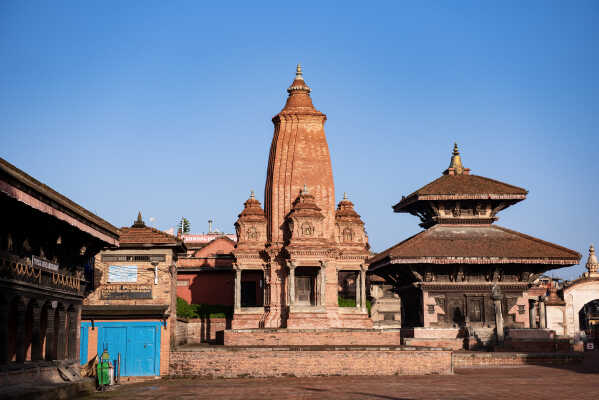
left=369, top=144, right=580, bottom=345
left=229, top=65, right=371, bottom=331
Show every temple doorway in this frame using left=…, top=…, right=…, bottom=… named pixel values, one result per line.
left=579, top=299, right=599, bottom=350
left=295, top=267, right=318, bottom=306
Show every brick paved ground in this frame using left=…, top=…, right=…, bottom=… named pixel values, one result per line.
left=83, top=353, right=599, bottom=400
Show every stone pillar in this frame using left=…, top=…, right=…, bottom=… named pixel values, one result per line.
left=0, top=301, right=9, bottom=364
left=288, top=262, right=296, bottom=307
left=529, top=299, right=537, bottom=328
left=45, top=305, right=56, bottom=361
left=491, top=285, right=504, bottom=345
left=15, top=300, right=26, bottom=363
left=56, top=307, right=67, bottom=360
left=539, top=297, right=547, bottom=329
left=360, top=268, right=367, bottom=313
left=31, top=303, right=43, bottom=361
left=319, top=261, right=327, bottom=307
left=234, top=268, right=242, bottom=311
left=67, top=307, right=78, bottom=360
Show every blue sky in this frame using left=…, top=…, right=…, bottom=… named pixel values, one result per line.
left=1, top=1, right=597, bottom=279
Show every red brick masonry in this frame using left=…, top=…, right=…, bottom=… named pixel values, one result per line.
left=222, top=329, right=402, bottom=346
left=451, top=351, right=583, bottom=368
left=170, top=347, right=452, bottom=377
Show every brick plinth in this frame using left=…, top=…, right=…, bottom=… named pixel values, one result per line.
left=169, top=347, right=452, bottom=377
left=404, top=338, right=464, bottom=350
left=452, top=351, right=583, bottom=368
left=222, top=328, right=402, bottom=346
left=231, top=312, right=263, bottom=330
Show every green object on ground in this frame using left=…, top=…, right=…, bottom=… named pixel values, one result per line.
left=177, top=297, right=233, bottom=319
left=97, top=351, right=111, bottom=387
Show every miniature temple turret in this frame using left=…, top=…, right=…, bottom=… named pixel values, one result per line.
left=586, top=244, right=599, bottom=278
left=370, top=144, right=580, bottom=348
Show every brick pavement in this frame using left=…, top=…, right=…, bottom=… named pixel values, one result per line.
left=83, top=354, right=599, bottom=400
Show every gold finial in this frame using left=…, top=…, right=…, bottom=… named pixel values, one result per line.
left=343, top=192, right=348, bottom=200
left=444, top=142, right=465, bottom=175
left=250, top=190, right=255, bottom=199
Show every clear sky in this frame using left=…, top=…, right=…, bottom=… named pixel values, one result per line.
left=1, top=1, right=597, bottom=280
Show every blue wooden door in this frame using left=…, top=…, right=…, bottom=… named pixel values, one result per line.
left=127, top=326, right=157, bottom=376
left=100, top=327, right=127, bottom=374
left=80, top=326, right=88, bottom=365
left=90, top=321, right=161, bottom=376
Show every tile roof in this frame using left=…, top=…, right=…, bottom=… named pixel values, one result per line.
left=394, top=174, right=528, bottom=210
left=0, top=157, right=119, bottom=244
left=369, top=224, right=580, bottom=267
left=119, top=225, right=185, bottom=250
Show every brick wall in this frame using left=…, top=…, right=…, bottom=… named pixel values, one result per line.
left=169, top=348, right=452, bottom=377
left=222, top=329, right=402, bottom=346
left=452, top=352, right=583, bottom=368
left=176, top=318, right=227, bottom=344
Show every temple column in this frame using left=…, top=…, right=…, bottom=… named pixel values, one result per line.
left=15, top=300, right=26, bottom=363
left=31, top=303, right=43, bottom=361
left=288, top=262, right=296, bottom=307
left=67, top=306, right=78, bottom=360
left=359, top=267, right=367, bottom=313
left=45, top=305, right=56, bottom=360
left=491, top=285, right=504, bottom=345
left=539, top=297, right=547, bottom=329
left=529, top=299, right=537, bottom=328
left=234, top=268, right=241, bottom=312
left=319, top=261, right=327, bottom=307
left=56, top=307, right=66, bottom=360
left=0, top=301, right=9, bottom=364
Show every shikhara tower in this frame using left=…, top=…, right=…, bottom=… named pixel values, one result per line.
left=231, top=65, right=371, bottom=330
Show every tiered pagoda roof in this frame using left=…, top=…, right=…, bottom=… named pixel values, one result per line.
left=370, top=144, right=580, bottom=271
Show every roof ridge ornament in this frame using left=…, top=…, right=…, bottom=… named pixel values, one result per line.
left=132, top=211, right=146, bottom=228
left=443, top=142, right=470, bottom=176
left=295, top=63, right=304, bottom=81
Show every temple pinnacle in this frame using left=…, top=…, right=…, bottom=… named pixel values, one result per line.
left=250, top=190, right=255, bottom=199
left=444, top=142, right=465, bottom=175
left=587, top=244, right=599, bottom=275
left=296, top=63, right=303, bottom=80
left=133, top=211, right=146, bottom=227
left=343, top=192, right=348, bottom=200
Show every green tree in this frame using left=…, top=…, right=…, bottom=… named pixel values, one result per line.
left=179, top=217, right=191, bottom=234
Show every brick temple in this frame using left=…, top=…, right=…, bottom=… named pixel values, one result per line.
left=369, top=144, right=581, bottom=348
left=228, top=65, right=372, bottom=336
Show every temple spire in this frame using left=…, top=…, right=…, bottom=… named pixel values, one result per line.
left=287, top=63, right=311, bottom=94
left=443, top=143, right=470, bottom=175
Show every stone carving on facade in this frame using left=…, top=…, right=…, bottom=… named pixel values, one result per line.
left=286, top=185, right=326, bottom=245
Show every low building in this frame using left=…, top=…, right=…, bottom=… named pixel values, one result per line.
left=81, top=213, right=185, bottom=377
left=0, top=158, right=119, bottom=370
left=176, top=231, right=237, bottom=306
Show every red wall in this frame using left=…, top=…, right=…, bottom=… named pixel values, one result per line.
left=177, top=271, right=234, bottom=306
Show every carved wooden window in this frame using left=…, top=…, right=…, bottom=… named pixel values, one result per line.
left=469, top=297, right=484, bottom=322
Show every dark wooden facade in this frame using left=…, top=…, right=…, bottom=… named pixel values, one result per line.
left=0, top=158, right=118, bottom=366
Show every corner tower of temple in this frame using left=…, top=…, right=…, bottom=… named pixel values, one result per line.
left=231, top=65, right=371, bottom=332
left=265, top=64, right=335, bottom=245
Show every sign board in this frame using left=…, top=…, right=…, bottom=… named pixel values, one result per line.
left=108, top=265, right=138, bottom=282
left=100, top=284, right=152, bottom=300
left=32, top=255, right=59, bottom=271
